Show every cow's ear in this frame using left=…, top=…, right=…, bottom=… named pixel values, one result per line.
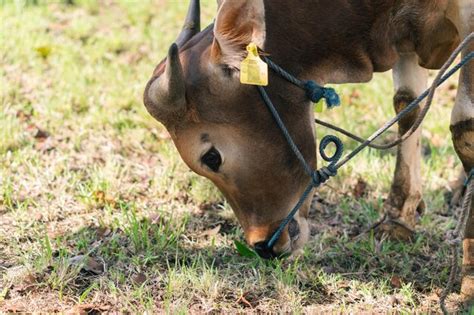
left=210, top=0, right=266, bottom=67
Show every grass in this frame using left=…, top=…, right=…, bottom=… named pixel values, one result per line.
left=0, top=0, right=471, bottom=313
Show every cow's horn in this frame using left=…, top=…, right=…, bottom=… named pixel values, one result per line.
left=144, top=44, right=186, bottom=122
left=175, top=0, right=201, bottom=47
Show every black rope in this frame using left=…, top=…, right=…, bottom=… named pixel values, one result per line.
left=254, top=33, right=474, bottom=264
left=314, top=50, right=474, bottom=150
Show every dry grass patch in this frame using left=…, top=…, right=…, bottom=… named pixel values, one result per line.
left=1, top=0, right=472, bottom=313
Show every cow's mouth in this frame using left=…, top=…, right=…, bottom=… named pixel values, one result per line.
left=252, top=217, right=307, bottom=259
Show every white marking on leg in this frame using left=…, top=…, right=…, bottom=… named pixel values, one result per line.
left=451, top=84, right=474, bottom=125
left=391, top=53, right=428, bottom=223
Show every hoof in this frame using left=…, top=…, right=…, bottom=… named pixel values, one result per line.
left=377, top=219, right=415, bottom=241
left=384, top=195, right=425, bottom=228
left=380, top=197, right=424, bottom=241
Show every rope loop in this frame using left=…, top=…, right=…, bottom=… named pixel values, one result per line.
left=304, top=80, right=341, bottom=108
left=310, top=135, right=343, bottom=187
left=319, top=135, right=344, bottom=163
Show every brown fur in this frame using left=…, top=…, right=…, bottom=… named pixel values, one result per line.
left=451, top=118, right=474, bottom=171
left=144, top=0, right=465, bottom=255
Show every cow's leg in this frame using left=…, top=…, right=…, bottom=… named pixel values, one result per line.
left=381, top=53, right=428, bottom=240
left=451, top=45, right=474, bottom=304
left=447, top=0, right=474, bottom=303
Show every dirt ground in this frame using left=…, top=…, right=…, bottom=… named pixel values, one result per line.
left=1, top=0, right=473, bottom=313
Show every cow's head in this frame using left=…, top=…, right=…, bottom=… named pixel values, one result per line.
left=144, top=0, right=316, bottom=256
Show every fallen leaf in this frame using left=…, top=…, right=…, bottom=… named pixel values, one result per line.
left=84, top=257, right=104, bottom=274
left=390, top=275, right=402, bottom=288
left=93, top=190, right=115, bottom=206
left=236, top=292, right=254, bottom=308
left=200, top=225, right=221, bottom=238
left=16, top=110, right=32, bottom=122
left=23, top=273, right=37, bottom=285
left=132, top=272, right=147, bottom=285
left=66, top=304, right=110, bottom=314
left=69, top=255, right=104, bottom=274
left=96, top=227, right=111, bottom=238
left=94, top=190, right=105, bottom=203
left=33, top=128, right=50, bottom=141
left=352, top=178, right=367, bottom=199
left=104, top=195, right=116, bottom=207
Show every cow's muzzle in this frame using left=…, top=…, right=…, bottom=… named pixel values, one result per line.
left=252, top=218, right=300, bottom=259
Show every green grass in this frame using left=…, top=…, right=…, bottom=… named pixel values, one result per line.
left=0, top=0, right=470, bottom=313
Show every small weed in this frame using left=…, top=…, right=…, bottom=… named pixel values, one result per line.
left=79, top=282, right=97, bottom=303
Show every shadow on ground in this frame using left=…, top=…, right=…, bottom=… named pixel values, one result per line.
left=2, top=192, right=468, bottom=313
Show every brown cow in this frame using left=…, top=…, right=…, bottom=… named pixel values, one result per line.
left=144, top=0, right=473, bottom=300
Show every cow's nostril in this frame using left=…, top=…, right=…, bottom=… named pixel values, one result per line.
left=288, top=218, right=300, bottom=240
left=254, top=241, right=278, bottom=259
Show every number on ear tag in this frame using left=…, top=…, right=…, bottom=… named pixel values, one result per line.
left=240, top=43, right=268, bottom=86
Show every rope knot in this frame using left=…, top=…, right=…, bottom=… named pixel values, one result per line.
left=311, top=166, right=337, bottom=187
left=304, top=80, right=341, bottom=108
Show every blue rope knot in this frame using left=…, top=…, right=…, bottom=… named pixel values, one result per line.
left=304, top=80, right=341, bottom=108
left=311, top=166, right=337, bottom=187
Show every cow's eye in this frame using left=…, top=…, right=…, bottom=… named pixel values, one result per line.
left=201, top=147, right=221, bottom=172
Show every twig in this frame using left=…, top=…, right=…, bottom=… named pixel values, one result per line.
left=236, top=293, right=253, bottom=308
left=353, top=213, right=387, bottom=240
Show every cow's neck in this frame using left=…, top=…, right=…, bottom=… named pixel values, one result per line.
left=263, top=0, right=445, bottom=85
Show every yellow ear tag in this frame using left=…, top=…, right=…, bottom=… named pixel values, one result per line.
left=315, top=101, right=324, bottom=113
left=240, top=43, right=268, bottom=86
